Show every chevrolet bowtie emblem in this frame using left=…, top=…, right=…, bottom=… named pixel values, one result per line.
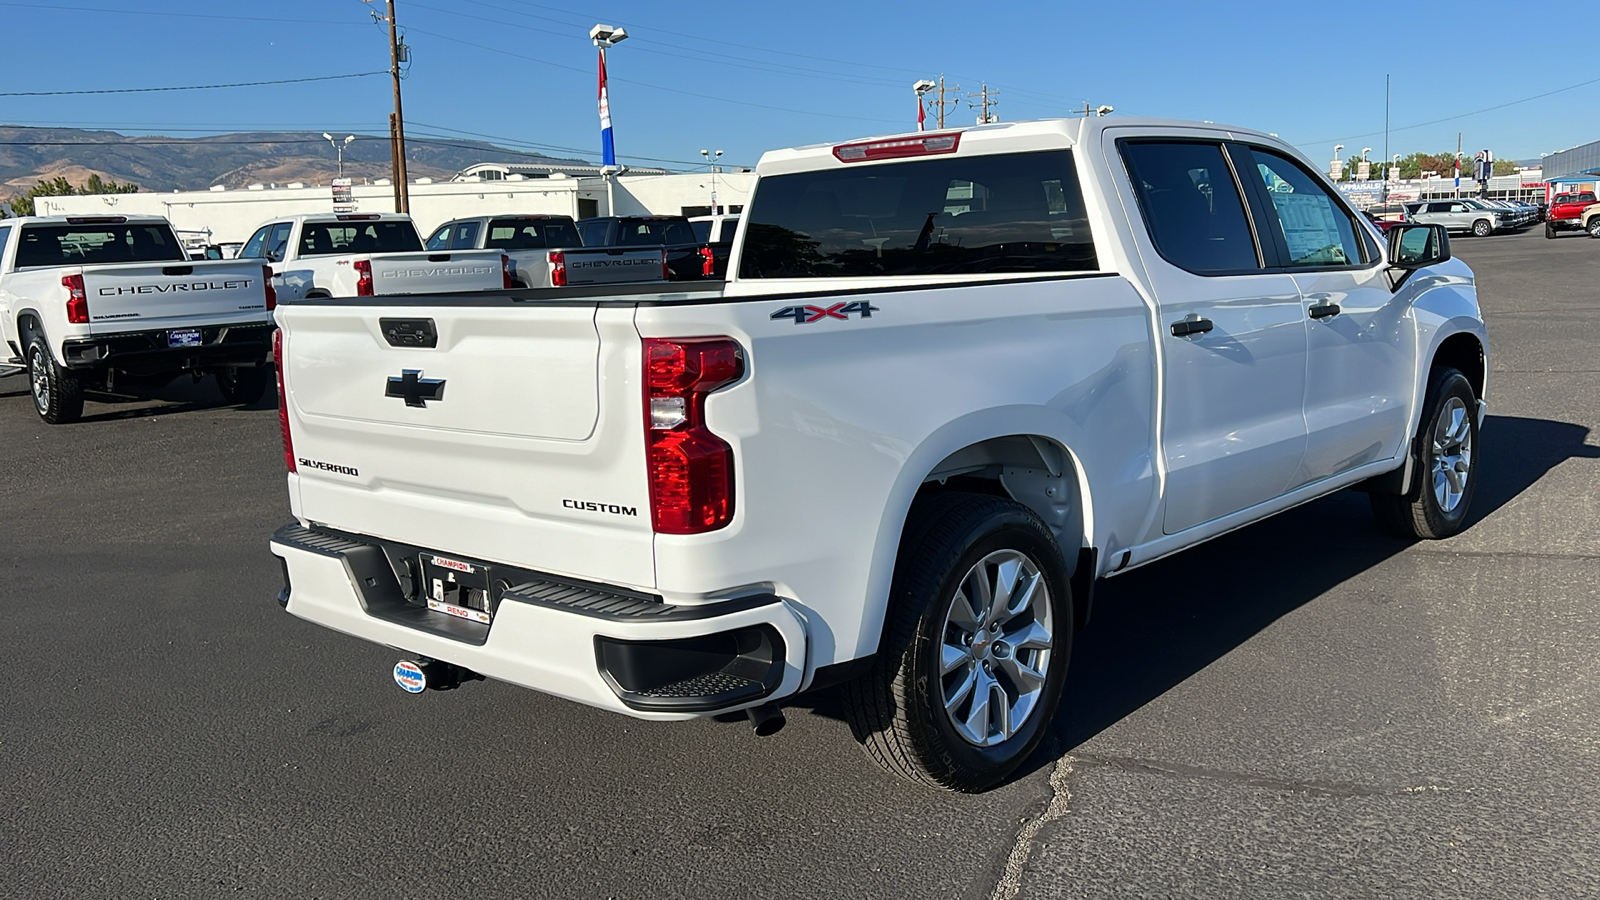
left=386, top=369, right=446, bottom=408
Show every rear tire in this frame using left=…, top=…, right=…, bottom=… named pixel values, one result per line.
left=1370, top=367, right=1478, bottom=539
left=842, top=492, right=1073, bottom=792
left=216, top=365, right=269, bottom=404
left=26, top=335, right=83, bottom=424
left=1587, top=219, right=1600, bottom=238
left=1546, top=222, right=1558, bottom=239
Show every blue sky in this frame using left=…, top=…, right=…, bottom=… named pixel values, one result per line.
left=2, top=0, right=1592, bottom=172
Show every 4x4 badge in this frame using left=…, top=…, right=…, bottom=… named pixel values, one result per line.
left=386, top=369, right=446, bottom=408
left=770, top=300, right=879, bottom=324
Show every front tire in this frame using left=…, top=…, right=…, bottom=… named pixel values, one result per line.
left=1587, top=219, right=1600, bottom=238
left=1472, top=219, right=1493, bottom=237
left=1370, top=367, right=1479, bottom=539
left=216, top=365, right=269, bottom=404
left=842, top=492, right=1073, bottom=792
left=26, top=335, right=84, bottom=424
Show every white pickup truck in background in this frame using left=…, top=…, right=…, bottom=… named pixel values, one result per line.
left=0, top=215, right=275, bottom=424
left=424, top=214, right=667, bottom=289
left=269, top=118, right=1488, bottom=792
left=241, top=213, right=512, bottom=301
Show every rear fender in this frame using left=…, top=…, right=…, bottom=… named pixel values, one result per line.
left=854, top=406, right=1099, bottom=661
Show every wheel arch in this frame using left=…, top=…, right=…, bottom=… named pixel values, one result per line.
left=854, top=408, right=1100, bottom=663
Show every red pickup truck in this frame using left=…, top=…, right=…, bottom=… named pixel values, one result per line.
left=1545, top=191, right=1597, bottom=238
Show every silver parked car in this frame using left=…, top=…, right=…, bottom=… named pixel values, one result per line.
left=1406, top=199, right=1510, bottom=237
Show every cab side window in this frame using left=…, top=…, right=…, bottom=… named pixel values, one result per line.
left=451, top=222, right=480, bottom=249
left=1247, top=148, right=1367, bottom=267
left=241, top=225, right=272, bottom=260
left=1121, top=141, right=1260, bottom=274
left=426, top=225, right=452, bottom=251
left=266, top=223, right=292, bottom=262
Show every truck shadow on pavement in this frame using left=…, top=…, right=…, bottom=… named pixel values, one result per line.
left=782, top=416, right=1599, bottom=787
left=1015, top=413, right=1600, bottom=782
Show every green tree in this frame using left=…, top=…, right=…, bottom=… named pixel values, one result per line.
left=4, top=174, right=138, bottom=217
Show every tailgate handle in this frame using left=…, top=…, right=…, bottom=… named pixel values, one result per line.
left=379, top=317, right=438, bottom=349
left=428, top=254, right=451, bottom=262
left=163, top=265, right=194, bottom=276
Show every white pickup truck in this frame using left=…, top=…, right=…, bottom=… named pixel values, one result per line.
left=0, top=214, right=275, bottom=423
left=424, top=214, right=668, bottom=289
left=241, top=213, right=512, bottom=301
left=269, top=118, right=1488, bottom=792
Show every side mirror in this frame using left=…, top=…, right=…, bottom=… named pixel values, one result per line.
left=1388, top=223, right=1450, bottom=270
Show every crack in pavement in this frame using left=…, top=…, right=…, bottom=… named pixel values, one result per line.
left=1067, top=753, right=1450, bottom=799
left=990, top=758, right=1075, bottom=900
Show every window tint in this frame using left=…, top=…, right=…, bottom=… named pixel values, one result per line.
left=426, top=225, right=452, bottom=251
left=1248, top=147, right=1365, bottom=267
left=267, top=223, right=292, bottom=262
left=739, top=150, right=1096, bottom=279
left=1121, top=142, right=1258, bottom=274
left=15, top=223, right=187, bottom=268
left=0, top=225, right=15, bottom=259
left=450, top=221, right=481, bottom=249
left=298, top=220, right=421, bottom=256
left=691, top=221, right=713, bottom=243
left=484, top=218, right=581, bottom=250
left=578, top=220, right=611, bottom=247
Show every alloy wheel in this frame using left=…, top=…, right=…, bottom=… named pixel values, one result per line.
left=938, top=549, right=1054, bottom=747
left=1431, top=396, right=1473, bottom=513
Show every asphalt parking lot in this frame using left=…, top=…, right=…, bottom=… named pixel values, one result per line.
left=3, top=226, right=1597, bottom=899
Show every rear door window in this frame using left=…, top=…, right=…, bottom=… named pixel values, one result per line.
left=578, top=220, right=611, bottom=247
left=738, top=149, right=1097, bottom=278
left=450, top=221, right=481, bottom=249
left=1120, top=141, right=1260, bottom=274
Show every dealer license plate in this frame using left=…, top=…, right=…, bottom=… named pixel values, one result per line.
left=420, top=553, right=494, bottom=625
left=167, top=329, right=202, bottom=348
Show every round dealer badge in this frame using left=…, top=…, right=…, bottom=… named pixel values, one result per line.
left=393, top=660, right=426, bottom=693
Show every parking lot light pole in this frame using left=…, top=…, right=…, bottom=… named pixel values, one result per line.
left=323, top=133, right=355, bottom=179
left=700, top=149, right=723, bottom=214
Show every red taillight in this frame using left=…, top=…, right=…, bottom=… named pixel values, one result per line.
left=262, top=265, right=277, bottom=311
left=63, top=274, right=88, bottom=323
left=832, top=132, right=961, bottom=163
left=700, top=246, right=715, bottom=278
left=548, top=250, right=567, bottom=287
left=661, top=248, right=671, bottom=281
left=354, top=259, right=373, bottom=296
left=274, top=328, right=295, bottom=473
left=643, top=337, right=743, bottom=534
left=501, top=253, right=515, bottom=289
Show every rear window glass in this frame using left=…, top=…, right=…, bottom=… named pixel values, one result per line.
left=738, top=150, right=1097, bottom=279
left=616, top=220, right=695, bottom=245
left=485, top=218, right=581, bottom=249
left=15, top=223, right=186, bottom=268
left=298, top=220, right=421, bottom=256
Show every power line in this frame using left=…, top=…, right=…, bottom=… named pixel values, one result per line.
left=1305, top=74, right=1600, bottom=147
left=0, top=72, right=388, bottom=98
left=0, top=1, right=365, bottom=26
left=401, top=25, right=902, bottom=125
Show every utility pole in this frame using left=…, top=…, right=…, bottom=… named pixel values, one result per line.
left=370, top=0, right=409, bottom=213
left=968, top=83, right=998, bottom=124
left=929, top=75, right=962, bottom=130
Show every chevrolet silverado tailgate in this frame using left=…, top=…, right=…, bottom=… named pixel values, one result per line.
left=276, top=299, right=656, bottom=589
left=80, top=259, right=269, bottom=332
left=368, top=251, right=506, bottom=295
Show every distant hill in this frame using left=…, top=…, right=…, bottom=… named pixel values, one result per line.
left=0, top=126, right=592, bottom=196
